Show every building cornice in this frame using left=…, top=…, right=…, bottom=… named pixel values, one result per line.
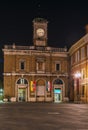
left=71, top=59, right=88, bottom=71
left=3, top=72, right=68, bottom=77
left=69, top=33, right=88, bottom=55
left=2, top=49, right=68, bottom=57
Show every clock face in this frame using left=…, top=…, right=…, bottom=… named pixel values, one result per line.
left=36, top=28, right=44, bottom=37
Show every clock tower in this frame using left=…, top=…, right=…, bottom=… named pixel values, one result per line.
left=33, top=18, right=48, bottom=46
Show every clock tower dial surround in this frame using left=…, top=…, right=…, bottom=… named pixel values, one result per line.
left=36, top=28, right=45, bottom=37
left=33, top=18, right=48, bottom=47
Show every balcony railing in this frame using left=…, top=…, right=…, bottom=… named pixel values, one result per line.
left=4, top=45, right=67, bottom=52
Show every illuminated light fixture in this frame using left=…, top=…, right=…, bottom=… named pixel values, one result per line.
left=0, top=89, right=3, bottom=92
left=74, top=72, right=81, bottom=78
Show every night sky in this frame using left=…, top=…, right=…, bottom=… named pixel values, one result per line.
left=0, top=1, right=88, bottom=49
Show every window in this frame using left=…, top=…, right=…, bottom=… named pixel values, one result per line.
left=36, top=61, right=45, bottom=73
left=81, top=47, right=85, bottom=60
left=56, top=63, right=60, bottom=71
left=76, top=78, right=79, bottom=95
left=82, top=85, right=85, bottom=96
left=87, top=44, right=88, bottom=57
left=75, top=50, right=80, bottom=63
left=81, top=69, right=85, bottom=79
left=53, top=79, right=63, bottom=84
left=38, top=62, right=43, bottom=70
left=71, top=54, right=75, bottom=65
left=20, top=61, right=25, bottom=70
left=36, top=57, right=45, bottom=73
left=17, top=78, right=28, bottom=84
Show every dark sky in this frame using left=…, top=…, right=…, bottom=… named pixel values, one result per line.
left=0, top=0, right=88, bottom=49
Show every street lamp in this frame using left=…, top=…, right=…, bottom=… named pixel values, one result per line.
left=74, top=72, right=81, bottom=103
left=74, top=72, right=81, bottom=78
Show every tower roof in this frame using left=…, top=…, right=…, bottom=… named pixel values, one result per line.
left=33, top=18, right=48, bottom=23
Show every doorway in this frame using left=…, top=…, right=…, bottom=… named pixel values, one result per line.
left=16, top=78, right=28, bottom=102
left=18, top=88, right=26, bottom=102
left=53, top=78, right=64, bottom=103
left=54, top=88, right=62, bottom=102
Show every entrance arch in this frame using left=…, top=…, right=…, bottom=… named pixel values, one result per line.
left=53, top=78, right=64, bottom=103
left=16, top=78, right=28, bottom=102
left=36, top=79, right=46, bottom=101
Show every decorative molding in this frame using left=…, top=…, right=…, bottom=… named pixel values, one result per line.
left=71, top=59, right=88, bottom=70
left=3, top=72, right=68, bottom=77
left=3, top=50, right=68, bottom=57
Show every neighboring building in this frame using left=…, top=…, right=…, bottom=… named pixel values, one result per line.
left=69, top=33, right=88, bottom=103
left=2, top=18, right=69, bottom=102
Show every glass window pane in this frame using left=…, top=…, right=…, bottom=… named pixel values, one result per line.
left=56, top=64, right=60, bottom=71
left=21, top=61, right=24, bottom=70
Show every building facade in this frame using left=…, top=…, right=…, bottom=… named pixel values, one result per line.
left=3, top=18, right=69, bottom=102
left=69, top=33, right=88, bottom=103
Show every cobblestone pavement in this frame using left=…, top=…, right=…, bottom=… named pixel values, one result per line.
left=0, top=102, right=88, bottom=130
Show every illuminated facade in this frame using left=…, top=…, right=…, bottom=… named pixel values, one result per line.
left=3, top=18, right=69, bottom=102
left=69, top=33, right=88, bottom=103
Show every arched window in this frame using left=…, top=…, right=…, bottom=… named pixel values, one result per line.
left=17, top=78, right=28, bottom=84
left=53, top=79, right=63, bottom=85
